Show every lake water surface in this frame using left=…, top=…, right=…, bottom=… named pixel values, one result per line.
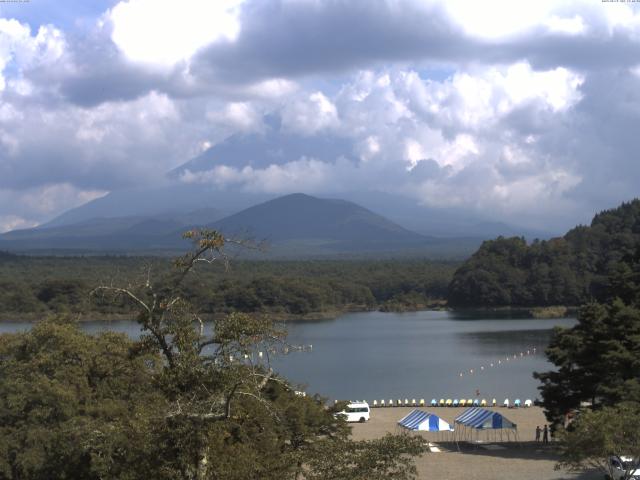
left=1, top=310, right=575, bottom=403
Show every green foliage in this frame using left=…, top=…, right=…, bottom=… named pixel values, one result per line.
left=557, top=404, right=640, bottom=479
left=535, top=240, right=640, bottom=425
left=0, top=230, right=426, bottom=479
left=0, top=317, right=163, bottom=479
left=0, top=255, right=456, bottom=318
left=305, top=433, right=425, bottom=480
left=449, top=199, right=640, bottom=307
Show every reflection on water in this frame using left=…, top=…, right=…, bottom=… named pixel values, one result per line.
left=1, top=310, right=575, bottom=402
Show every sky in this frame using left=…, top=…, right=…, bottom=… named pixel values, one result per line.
left=0, top=0, right=639, bottom=233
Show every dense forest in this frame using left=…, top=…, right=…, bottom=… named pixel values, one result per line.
left=0, top=230, right=424, bottom=479
left=448, top=199, right=640, bottom=307
left=0, top=254, right=456, bottom=319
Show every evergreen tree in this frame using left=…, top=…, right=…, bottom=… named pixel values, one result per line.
left=535, top=244, right=640, bottom=425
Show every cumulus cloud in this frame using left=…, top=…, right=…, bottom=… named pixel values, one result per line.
left=110, top=0, right=244, bottom=67
left=1, top=0, right=640, bottom=232
left=174, top=63, right=612, bottom=230
left=180, top=156, right=340, bottom=194
left=281, top=92, right=339, bottom=135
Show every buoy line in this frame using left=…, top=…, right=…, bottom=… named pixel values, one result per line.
left=457, top=347, right=538, bottom=378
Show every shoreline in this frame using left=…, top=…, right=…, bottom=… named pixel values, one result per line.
left=0, top=303, right=577, bottom=323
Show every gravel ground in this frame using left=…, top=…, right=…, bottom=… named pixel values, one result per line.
left=350, top=406, right=602, bottom=480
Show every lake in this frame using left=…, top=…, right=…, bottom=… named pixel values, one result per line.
left=0, top=310, right=575, bottom=403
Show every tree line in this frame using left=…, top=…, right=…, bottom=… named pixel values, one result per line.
left=534, top=233, right=640, bottom=478
left=0, top=256, right=455, bottom=318
left=448, top=199, right=640, bottom=307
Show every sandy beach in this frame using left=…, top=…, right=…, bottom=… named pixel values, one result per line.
left=350, top=406, right=601, bottom=480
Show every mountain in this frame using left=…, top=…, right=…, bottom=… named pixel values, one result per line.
left=169, top=116, right=355, bottom=178
left=0, top=209, right=225, bottom=253
left=209, top=193, right=429, bottom=252
left=0, top=193, right=483, bottom=257
left=43, top=184, right=269, bottom=229
left=38, top=114, right=552, bottom=240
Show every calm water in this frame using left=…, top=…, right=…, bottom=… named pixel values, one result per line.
left=0, top=310, right=575, bottom=403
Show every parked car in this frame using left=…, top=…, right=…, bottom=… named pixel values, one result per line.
left=606, top=455, right=640, bottom=480
left=335, top=401, right=370, bottom=423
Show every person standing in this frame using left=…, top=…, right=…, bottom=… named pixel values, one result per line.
left=542, top=424, right=549, bottom=444
left=535, top=425, right=541, bottom=442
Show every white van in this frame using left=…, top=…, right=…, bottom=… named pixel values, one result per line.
left=336, top=401, right=370, bottom=423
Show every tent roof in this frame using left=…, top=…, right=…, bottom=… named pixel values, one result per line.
left=454, top=407, right=517, bottom=430
left=398, top=409, right=453, bottom=432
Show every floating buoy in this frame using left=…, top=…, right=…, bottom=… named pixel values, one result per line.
left=490, top=363, right=494, bottom=367
left=459, top=372, right=463, bottom=377
left=480, top=366, right=484, bottom=370
left=470, top=369, right=474, bottom=374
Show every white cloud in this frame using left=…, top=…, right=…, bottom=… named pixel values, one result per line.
left=207, top=102, right=263, bottom=132
left=1, top=0, right=639, bottom=233
left=281, top=91, right=339, bottom=135
left=180, top=156, right=340, bottom=194
left=545, top=14, right=587, bottom=35
left=441, top=0, right=574, bottom=39
left=244, top=78, right=298, bottom=98
left=109, top=0, right=245, bottom=67
left=0, top=19, right=66, bottom=92
left=418, top=63, right=583, bottom=127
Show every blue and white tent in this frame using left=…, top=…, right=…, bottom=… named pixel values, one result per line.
left=398, top=410, right=453, bottom=432
left=454, top=407, right=518, bottom=443
left=455, top=407, right=517, bottom=430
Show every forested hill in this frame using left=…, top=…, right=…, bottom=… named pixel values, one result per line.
left=448, top=199, right=640, bottom=307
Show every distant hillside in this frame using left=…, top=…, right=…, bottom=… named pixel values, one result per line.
left=448, top=199, right=640, bottom=307
left=0, top=193, right=483, bottom=258
left=0, top=209, right=224, bottom=252
left=210, top=193, right=430, bottom=252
